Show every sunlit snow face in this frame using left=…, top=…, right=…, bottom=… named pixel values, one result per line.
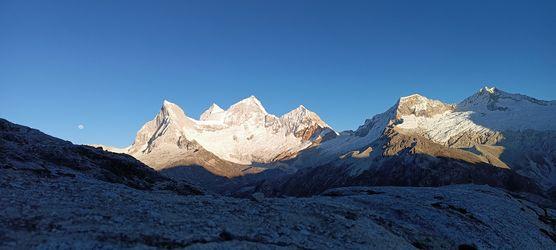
left=77, top=124, right=85, bottom=130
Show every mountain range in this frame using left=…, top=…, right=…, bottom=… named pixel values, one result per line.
left=96, top=87, right=556, bottom=197
left=96, top=95, right=335, bottom=178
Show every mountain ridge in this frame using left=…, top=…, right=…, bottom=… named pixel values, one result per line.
left=101, top=96, right=334, bottom=174
left=96, top=87, right=556, bottom=196
left=248, top=86, right=556, bottom=196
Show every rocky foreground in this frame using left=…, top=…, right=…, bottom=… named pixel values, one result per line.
left=1, top=167, right=555, bottom=249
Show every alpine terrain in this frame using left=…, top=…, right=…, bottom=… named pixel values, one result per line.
left=242, top=87, right=556, bottom=197
left=3, top=87, right=556, bottom=248
left=96, top=96, right=336, bottom=183
left=97, top=87, right=556, bottom=198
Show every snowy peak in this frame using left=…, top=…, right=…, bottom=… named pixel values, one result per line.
left=451, top=87, right=556, bottom=131
left=480, top=86, right=496, bottom=94
left=457, top=86, right=506, bottom=112
left=457, top=86, right=554, bottom=113
left=200, top=103, right=225, bottom=121
left=224, top=95, right=268, bottom=126
left=293, top=104, right=307, bottom=112
left=282, top=105, right=329, bottom=128
left=353, top=88, right=552, bottom=143
left=395, top=94, right=455, bottom=118
left=390, top=87, right=556, bottom=147
left=209, top=103, right=225, bottom=113
left=281, top=105, right=333, bottom=140
left=160, top=100, right=187, bottom=119
left=352, top=94, right=451, bottom=139
left=127, top=100, right=193, bottom=155
left=162, top=99, right=181, bottom=110
left=234, top=95, right=267, bottom=113
left=157, top=100, right=191, bottom=128
left=282, top=105, right=309, bottom=119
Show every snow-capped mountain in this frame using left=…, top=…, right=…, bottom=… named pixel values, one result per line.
left=104, top=96, right=335, bottom=174
left=96, top=87, right=556, bottom=196
left=244, top=87, right=556, bottom=196
left=305, top=86, right=555, bottom=162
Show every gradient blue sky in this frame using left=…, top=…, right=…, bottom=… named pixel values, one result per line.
left=1, top=0, right=555, bottom=147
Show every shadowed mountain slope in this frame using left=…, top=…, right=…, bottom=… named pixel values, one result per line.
left=0, top=118, right=202, bottom=195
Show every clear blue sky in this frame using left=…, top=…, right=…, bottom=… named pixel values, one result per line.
left=1, top=0, right=555, bottom=147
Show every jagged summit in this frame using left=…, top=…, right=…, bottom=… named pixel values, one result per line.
left=126, top=100, right=192, bottom=156
left=200, top=103, right=225, bottom=121
left=352, top=94, right=450, bottom=139
left=458, top=87, right=554, bottom=113
left=282, top=105, right=328, bottom=126
left=283, top=105, right=309, bottom=117
left=292, top=104, right=308, bottom=112
left=244, top=95, right=260, bottom=101
left=399, top=93, right=426, bottom=100
left=208, top=103, right=224, bottom=112
left=281, top=104, right=333, bottom=141
left=161, top=99, right=185, bottom=112
left=156, top=99, right=190, bottom=127
left=224, top=96, right=269, bottom=126
left=158, top=100, right=191, bottom=128
left=478, top=86, right=496, bottom=94
left=231, top=95, right=267, bottom=112
left=395, top=94, right=455, bottom=118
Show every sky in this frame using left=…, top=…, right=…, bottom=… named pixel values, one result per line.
left=1, top=0, right=555, bottom=147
